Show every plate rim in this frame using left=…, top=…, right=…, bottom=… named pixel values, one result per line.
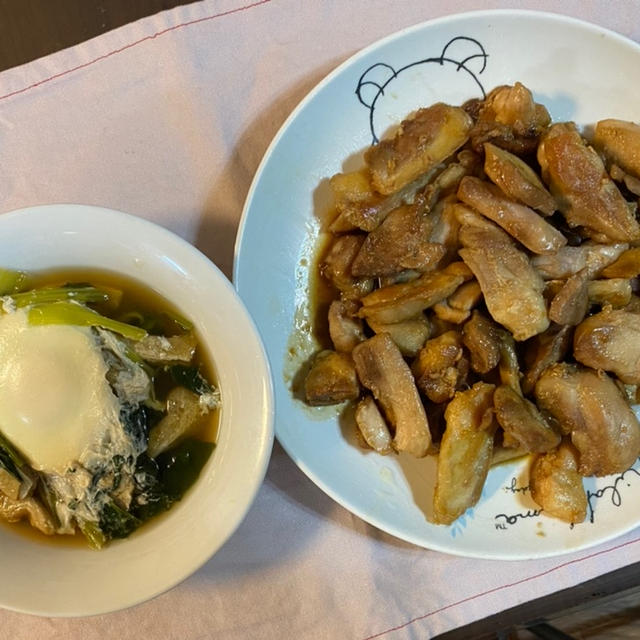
left=234, top=9, right=640, bottom=559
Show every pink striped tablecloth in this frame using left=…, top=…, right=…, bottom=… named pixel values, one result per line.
left=1, top=1, right=640, bottom=638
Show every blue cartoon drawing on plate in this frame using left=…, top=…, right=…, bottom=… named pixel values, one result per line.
left=355, top=36, right=488, bottom=144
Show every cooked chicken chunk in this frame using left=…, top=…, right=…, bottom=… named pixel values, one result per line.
left=329, top=169, right=437, bottom=232
left=532, top=243, right=628, bottom=280
left=456, top=207, right=549, bottom=340
left=601, top=248, right=640, bottom=279
left=320, top=234, right=373, bottom=299
left=594, top=119, right=640, bottom=179
left=496, top=330, right=521, bottom=393
left=351, top=203, right=446, bottom=276
left=367, top=314, right=431, bottom=357
left=354, top=396, right=393, bottom=455
left=494, top=385, right=560, bottom=453
left=304, top=350, right=360, bottom=406
left=352, top=334, right=431, bottom=457
left=548, top=268, right=590, bottom=326
left=522, top=324, right=573, bottom=395
left=573, top=309, right=640, bottom=384
left=457, top=176, right=566, bottom=254
left=433, top=280, right=482, bottom=324
left=462, top=310, right=501, bottom=374
left=587, top=278, right=632, bottom=308
left=530, top=440, right=587, bottom=523
left=366, top=103, right=473, bottom=195
left=538, top=123, right=640, bottom=242
left=0, top=494, right=56, bottom=535
left=432, top=382, right=496, bottom=524
left=483, top=142, right=556, bottom=215
left=328, top=300, right=366, bottom=353
left=359, top=264, right=466, bottom=324
left=469, top=83, right=551, bottom=154
left=609, top=164, right=640, bottom=197
left=535, top=364, right=640, bottom=476
left=412, top=330, right=468, bottom=403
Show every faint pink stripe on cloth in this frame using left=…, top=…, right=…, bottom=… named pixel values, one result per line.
left=363, top=534, right=640, bottom=639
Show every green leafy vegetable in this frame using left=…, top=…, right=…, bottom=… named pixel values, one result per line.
left=156, top=439, right=215, bottom=501
left=78, top=519, right=107, bottom=550
left=130, top=454, right=173, bottom=521
left=0, top=268, right=27, bottom=295
left=99, top=502, right=141, bottom=540
left=10, top=286, right=110, bottom=308
left=28, top=302, right=147, bottom=340
left=168, top=365, right=213, bottom=395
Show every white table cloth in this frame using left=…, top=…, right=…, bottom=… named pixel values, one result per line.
left=1, top=1, right=640, bottom=638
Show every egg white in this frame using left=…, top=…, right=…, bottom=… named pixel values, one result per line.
left=0, top=308, right=121, bottom=475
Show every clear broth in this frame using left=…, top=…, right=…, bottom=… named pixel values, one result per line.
left=0, top=268, right=219, bottom=548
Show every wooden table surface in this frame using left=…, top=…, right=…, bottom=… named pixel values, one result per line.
left=0, top=0, right=195, bottom=72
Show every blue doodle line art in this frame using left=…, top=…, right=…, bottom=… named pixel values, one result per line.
left=355, top=36, right=488, bottom=144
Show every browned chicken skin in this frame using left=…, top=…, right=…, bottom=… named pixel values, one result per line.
left=573, top=309, right=640, bottom=384
left=457, top=175, right=566, bottom=254
left=535, top=364, right=640, bottom=476
left=538, top=123, right=640, bottom=242
left=305, top=84, right=640, bottom=530
left=352, top=333, right=431, bottom=457
left=594, top=119, right=640, bottom=179
left=530, top=439, right=587, bottom=523
left=456, top=207, right=549, bottom=340
left=469, top=82, right=551, bottom=154
left=483, top=142, right=557, bottom=215
left=366, top=103, right=473, bottom=195
left=432, top=383, right=496, bottom=524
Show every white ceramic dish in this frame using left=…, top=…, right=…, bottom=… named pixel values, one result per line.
left=235, top=10, right=640, bottom=559
left=0, top=204, right=274, bottom=615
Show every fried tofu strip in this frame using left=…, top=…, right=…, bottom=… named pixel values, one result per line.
left=432, top=382, right=496, bottom=524
left=538, top=123, right=640, bottom=242
left=352, top=334, right=431, bottom=457
left=0, top=494, right=56, bottom=535
left=355, top=396, right=393, bottom=455
left=483, top=142, right=556, bottom=215
left=366, top=103, right=473, bottom=195
left=594, top=119, right=640, bottom=179
left=535, top=363, right=640, bottom=476
left=304, top=350, right=360, bottom=406
left=351, top=203, right=446, bottom=277
left=530, top=440, right=587, bottom=523
left=457, top=176, right=566, bottom=254
left=359, top=263, right=467, bottom=324
left=494, top=385, right=560, bottom=453
left=456, top=206, right=548, bottom=340
left=574, top=309, right=640, bottom=384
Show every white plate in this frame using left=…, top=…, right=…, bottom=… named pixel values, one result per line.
left=234, top=10, right=640, bottom=559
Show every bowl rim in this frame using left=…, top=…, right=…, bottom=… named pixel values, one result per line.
left=0, top=203, right=275, bottom=616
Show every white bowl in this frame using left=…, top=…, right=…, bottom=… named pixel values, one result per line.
left=235, top=10, right=640, bottom=560
left=0, top=204, right=274, bottom=616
